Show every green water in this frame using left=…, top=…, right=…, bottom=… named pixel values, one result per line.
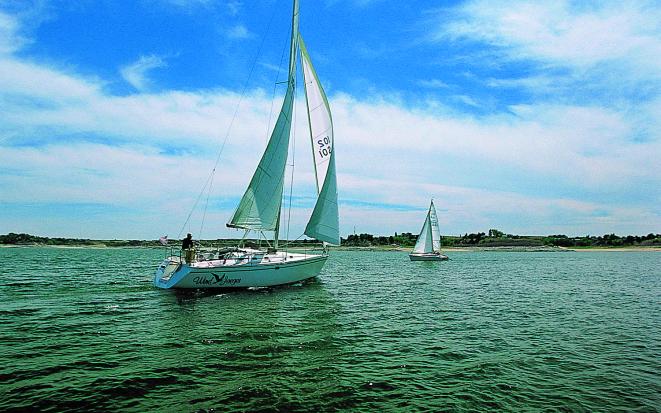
left=0, top=248, right=659, bottom=412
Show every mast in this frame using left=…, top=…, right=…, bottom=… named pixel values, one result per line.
left=288, top=0, right=300, bottom=83
left=275, top=0, right=299, bottom=250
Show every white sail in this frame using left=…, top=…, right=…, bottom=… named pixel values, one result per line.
left=227, top=0, right=299, bottom=232
left=429, top=201, right=441, bottom=252
left=300, top=36, right=332, bottom=191
left=304, top=157, right=339, bottom=244
left=413, top=201, right=441, bottom=253
left=300, top=35, right=340, bottom=245
left=413, top=211, right=433, bottom=253
left=226, top=86, right=294, bottom=231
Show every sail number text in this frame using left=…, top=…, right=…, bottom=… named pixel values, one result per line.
left=317, top=136, right=332, bottom=159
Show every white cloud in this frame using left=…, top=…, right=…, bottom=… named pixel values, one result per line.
left=226, top=1, right=242, bottom=16
left=417, top=78, right=450, bottom=89
left=160, top=0, right=213, bottom=9
left=430, top=0, right=661, bottom=110
left=0, top=11, right=25, bottom=55
left=227, top=24, right=252, bottom=39
left=325, top=0, right=384, bottom=8
left=0, top=59, right=101, bottom=103
left=485, top=75, right=559, bottom=91
left=435, top=1, right=661, bottom=69
left=337, top=176, right=659, bottom=237
left=2, top=50, right=658, bottom=187
left=333, top=94, right=660, bottom=189
left=120, top=55, right=167, bottom=91
left=1, top=66, right=659, bottom=237
left=452, top=94, right=480, bottom=107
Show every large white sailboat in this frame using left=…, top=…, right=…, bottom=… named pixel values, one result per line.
left=409, top=200, right=449, bottom=261
left=154, top=0, right=339, bottom=289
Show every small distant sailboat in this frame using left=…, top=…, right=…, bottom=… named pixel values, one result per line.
left=409, top=200, right=448, bottom=261
left=154, top=0, right=339, bottom=289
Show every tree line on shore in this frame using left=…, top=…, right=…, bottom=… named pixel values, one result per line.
left=2, top=231, right=660, bottom=248
left=342, top=230, right=661, bottom=248
left=0, top=233, right=155, bottom=247
left=0, top=233, right=319, bottom=248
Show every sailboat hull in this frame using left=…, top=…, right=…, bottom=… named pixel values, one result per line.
left=154, top=251, right=328, bottom=289
left=409, top=253, right=449, bottom=261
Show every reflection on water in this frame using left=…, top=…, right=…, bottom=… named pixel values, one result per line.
left=0, top=247, right=659, bottom=411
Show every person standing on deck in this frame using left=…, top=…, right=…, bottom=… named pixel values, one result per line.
left=182, top=233, right=194, bottom=263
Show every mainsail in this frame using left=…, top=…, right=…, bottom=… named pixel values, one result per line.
left=227, top=0, right=338, bottom=246
left=227, top=1, right=299, bottom=232
left=300, top=36, right=340, bottom=245
left=413, top=201, right=441, bottom=253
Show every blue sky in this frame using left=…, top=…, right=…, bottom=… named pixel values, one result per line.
left=1, top=0, right=659, bottom=239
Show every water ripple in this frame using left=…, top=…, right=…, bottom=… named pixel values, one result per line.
left=0, top=248, right=659, bottom=411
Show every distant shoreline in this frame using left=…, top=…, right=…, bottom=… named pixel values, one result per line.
left=3, top=244, right=658, bottom=252
left=334, top=246, right=661, bottom=252
left=3, top=232, right=659, bottom=250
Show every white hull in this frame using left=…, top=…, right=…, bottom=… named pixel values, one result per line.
left=409, top=252, right=449, bottom=261
left=154, top=249, right=328, bottom=289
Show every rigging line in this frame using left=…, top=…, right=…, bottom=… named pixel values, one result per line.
left=192, top=3, right=279, bottom=235
left=198, top=169, right=215, bottom=241
left=178, top=171, right=215, bottom=239
left=266, top=33, right=291, bottom=146
left=280, top=233, right=304, bottom=248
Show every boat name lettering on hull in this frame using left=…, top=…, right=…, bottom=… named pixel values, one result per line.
left=193, top=273, right=241, bottom=286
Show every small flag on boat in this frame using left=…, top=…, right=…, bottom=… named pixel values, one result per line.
left=159, top=235, right=168, bottom=245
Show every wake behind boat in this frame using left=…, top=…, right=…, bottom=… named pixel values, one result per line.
left=409, top=200, right=449, bottom=261
left=155, top=0, right=339, bottom=289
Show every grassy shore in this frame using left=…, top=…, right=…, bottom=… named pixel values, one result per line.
left=1, top=232, right=659, bottom=251
left=333, top=245, right=661, bottom=252
left=2, top=243, right=660, bottom=252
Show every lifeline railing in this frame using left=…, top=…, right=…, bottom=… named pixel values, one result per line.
left=163, top=243, right=327, bottom=264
